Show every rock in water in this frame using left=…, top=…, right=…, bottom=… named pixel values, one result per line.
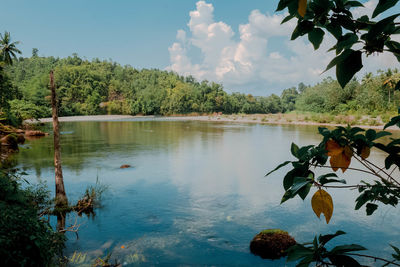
left=0, top=134, right=19, bottom=150
left=250, top=229, right=296, bottom=259
left=17, top=134, right=25, bottom=144
left=24, top=130, right=47, bottom=136
left=120, top=164, right=131, bottom=169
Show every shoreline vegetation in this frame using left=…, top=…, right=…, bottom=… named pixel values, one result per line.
left=30, top=113, right=399, bottom=131
left=3, top=53, right=400, bottom=129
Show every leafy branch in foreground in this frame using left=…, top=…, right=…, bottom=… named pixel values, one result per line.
left=266, top=121, right=400, bottom=265
left=277, top=0, right=400, bottom=89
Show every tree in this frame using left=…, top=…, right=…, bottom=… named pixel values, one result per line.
left=267, top=0, right=400, bottom=265
left=50, top=70, right=68, bottom=210
left=32, top=48, right=39, bottom=57
left=0, top=31, right=21, bottom=65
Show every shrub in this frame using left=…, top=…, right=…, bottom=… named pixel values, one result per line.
left=0, top=172, right=65, bottom=266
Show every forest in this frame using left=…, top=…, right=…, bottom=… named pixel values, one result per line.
left=2, top=51, right=399, bottom=124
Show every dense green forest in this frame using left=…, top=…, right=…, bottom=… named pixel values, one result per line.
left=2, top=51, right=400, bottom=123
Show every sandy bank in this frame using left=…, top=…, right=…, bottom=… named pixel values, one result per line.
left=28, top=114, right=398, bottom=131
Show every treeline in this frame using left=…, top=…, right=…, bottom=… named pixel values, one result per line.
left=4, top=53, right=285, bottom=121
left=3, top=52, right=400, bottom=123
left=295, top=70, right=400, bottom=114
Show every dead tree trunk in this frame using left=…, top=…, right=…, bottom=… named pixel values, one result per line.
left=50, top=70, right=68, bottom=208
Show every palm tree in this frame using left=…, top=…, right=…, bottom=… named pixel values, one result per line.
left=0, top=31, right=21, bottom=65
left=383, top=69, right=399, bottom=105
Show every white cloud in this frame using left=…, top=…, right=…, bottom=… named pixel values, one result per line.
left=167, top=0, right=399, bottom=95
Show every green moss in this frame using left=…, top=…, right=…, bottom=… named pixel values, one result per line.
left=260, top=229, right=288, bottom=235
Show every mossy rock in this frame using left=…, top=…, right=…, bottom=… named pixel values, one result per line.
left=250, top=229, right=296, bottom=259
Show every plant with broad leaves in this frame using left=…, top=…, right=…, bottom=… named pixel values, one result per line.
left=267, top=121, right=399, bottom=220
left=266, top=120, right=400, bottom=265
left=268, top=0, right=400, bottom=266
left=287, top=230, right=400, bottom=266
left=276, top=0, right=400, bottom=89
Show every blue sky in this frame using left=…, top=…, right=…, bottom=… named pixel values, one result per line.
left=1, top=0, right=398, bottom=95
left=1, top=0, right=274, bottom=67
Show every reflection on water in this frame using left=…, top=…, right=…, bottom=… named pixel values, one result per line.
left=15, top=120, right=400, bottom=266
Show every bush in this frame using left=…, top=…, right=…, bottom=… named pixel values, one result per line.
left=0, top=171, right=65, bottom=266
left=8, top=99, right=50, bottom=122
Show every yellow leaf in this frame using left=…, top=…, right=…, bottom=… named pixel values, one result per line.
left=311, top=189, right=333, bottom=224
left=325, top=139, right=343, bottom=156
left=298, top=0, right=307, bottom=17
left=361, top=146, right=370, bottom=160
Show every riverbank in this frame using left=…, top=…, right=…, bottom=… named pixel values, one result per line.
left=29, top=113, right=398, bottom=130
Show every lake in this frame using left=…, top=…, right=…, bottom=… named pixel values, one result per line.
left=14, top=119, right=400, bottom=266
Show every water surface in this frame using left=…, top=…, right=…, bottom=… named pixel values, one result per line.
left=15, top=120, right=400, bottom=266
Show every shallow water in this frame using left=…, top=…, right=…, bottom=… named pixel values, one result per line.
left=15, top=120, right=400, bottom=266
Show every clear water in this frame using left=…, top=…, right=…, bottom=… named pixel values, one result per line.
left=14, top=119, right=400, bottom=266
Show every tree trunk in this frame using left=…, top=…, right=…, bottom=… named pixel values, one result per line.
left=50, top=70, right=68, bottom=208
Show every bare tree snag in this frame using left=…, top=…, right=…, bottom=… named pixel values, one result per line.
left=50, top=70, right=68, bottom=208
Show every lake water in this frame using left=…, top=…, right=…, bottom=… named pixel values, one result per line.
left=14, top=119, right=400, bottom=266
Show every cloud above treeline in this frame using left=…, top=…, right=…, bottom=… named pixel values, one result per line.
left=167, top=0, right=399, bottom=95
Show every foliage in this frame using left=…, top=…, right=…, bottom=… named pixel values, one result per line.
left=4, top=53, right=399, bottom=121
left=277, top=0, right=400, bottom=89
left=0, top=171, right=65, bottom=266
left=286, top=230, right=383, bottom=266
left=267, top=123, right=400, bottom=265
left=268, top=0, right=400, bottom=265
left=8, top=99, right=50, bottom=122
left=5, top=55, right=288, bottom=117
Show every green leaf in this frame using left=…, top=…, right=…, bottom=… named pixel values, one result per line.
left=291, top=142, right=300, bottom=158
left=332, top=33, right=359, bottom=55
left=372, top=0, right=399, bottom=18
left=366, top=13, right=400, bottom=40
left=324, top=49, right=352, bottom=73
left=366, top=203, right=378, bottom=215
left=318, top=173, right=346, bottom=185
left=390, top=245, right=400, bottom=260
left=286, top=244, right=314, bottom=262
left=326, top=22, right=343, bottom=40
left=375, top=131, right=392, bottom=139
left=290, top=177, right=312, bottom=195
left=308, top=28, right=325, bottom=50
left=365, top=129, right=377, bottom=141
left=345, top=1, right=364, bottom=7
left=291, top=20, right=314, bottom=40
left=384, top=115, right=400, bottom=129
left=349, top=127, right=365, bottom=136
left=298, top=182, right=312, bottom=200
left=281, top=190, right=293, bottom=204
left=329, top=244, right=367, bottom=254
left=265, top=161, right=292, bottom=176
left=319, top=230, right=346, bottom=245
left=386, top=40, right=400, bottom=62
left=355, top=193, right=370, bottom=210
left=282, top=14, right=295, bottom=24
left=283, top=169, right=297, bottom=190
left=318, top=127, right=330, bottom=136
left=336, top=49, right=363, bottom=88
left=276, top=0, right=294, bottom=11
